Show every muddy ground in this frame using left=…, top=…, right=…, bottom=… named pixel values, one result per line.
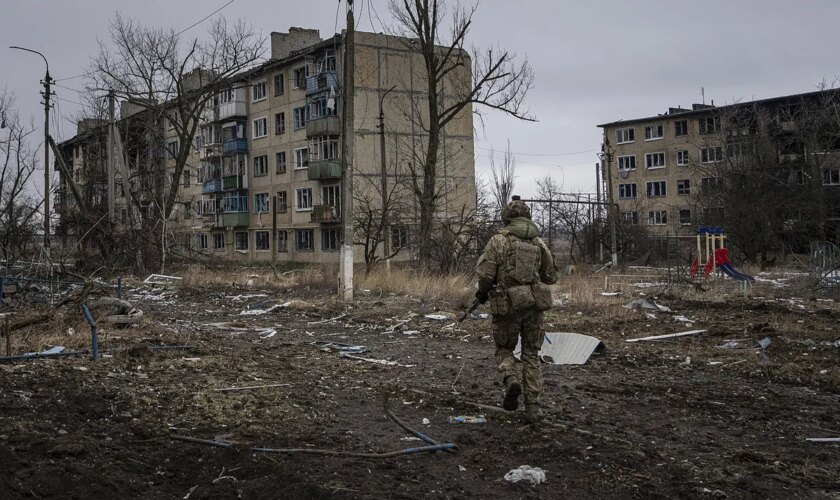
left=0, top=273, right=838, bottom=499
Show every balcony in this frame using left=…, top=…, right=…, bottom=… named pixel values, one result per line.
left=222, top=195, right=248, bottom=213
left=311, top=204, right=340, bottom=223
left=306, top=115, right=341, bottom=136
left=223, top=138, right=247, bottom=154
left=308, top=159, right=342, bottom=181
left=205, top=143, right=223, bottom=157
left=221, top=212, right=249, bottom=227
left=306, top=71, right=338, bottom=95
left=223, top=174, right=245, bottom=191
left=218, top=100, right=247, bottom=120
left=202, top=179, right=222, bottom=194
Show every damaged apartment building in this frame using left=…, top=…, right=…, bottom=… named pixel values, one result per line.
left=597, top=88, right=840, bottom=249
left=56, top=28, right=476, bottom=263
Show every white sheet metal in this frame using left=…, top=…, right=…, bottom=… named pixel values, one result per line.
left=514, top=332, right=604, bottom=365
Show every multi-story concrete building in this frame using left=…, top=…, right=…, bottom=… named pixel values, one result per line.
left=597, top=89, right=840, bottom=250
left=56, top=28, right=477, bottom=264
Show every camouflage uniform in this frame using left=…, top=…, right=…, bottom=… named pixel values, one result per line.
left=476, top=200, right=558, bottom=420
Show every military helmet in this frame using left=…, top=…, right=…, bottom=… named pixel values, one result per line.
left=504, top=195, right=531, bottom=220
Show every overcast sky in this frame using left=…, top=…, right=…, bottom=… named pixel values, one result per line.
left=2, top=0, right=839, bottom=198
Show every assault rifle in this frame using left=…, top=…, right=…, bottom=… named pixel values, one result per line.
left=458, top=297, right=482, bottom=322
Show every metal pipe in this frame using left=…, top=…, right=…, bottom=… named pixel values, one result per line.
left=81, top=303, right=97, bottom=361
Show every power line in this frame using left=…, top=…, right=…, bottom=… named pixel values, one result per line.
left=53, top=83, right=84, bottom=94
left=175, top=0, right=235, bottom=36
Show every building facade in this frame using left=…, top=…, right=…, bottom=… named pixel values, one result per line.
left=56, top=28, right=477, bottom=264
left=598, top=89, right=840, bottom=251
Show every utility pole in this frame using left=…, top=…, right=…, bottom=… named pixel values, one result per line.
left=598, top=138, right=618, bottom=267
left=10, top=46, right=52, bottom=264
left=378, top=85, right=396, bottom=272
left=107, top=90, right=116, bottom=223
left=595, top=162, right=604, bottom=262
left=339, top=0, right=355, bottom=301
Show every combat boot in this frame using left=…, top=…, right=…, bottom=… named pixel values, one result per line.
left=525, top=404, right=543, bottom=423
left=502, top=377, right=522, bottom=411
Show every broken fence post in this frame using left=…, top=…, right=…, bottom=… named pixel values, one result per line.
left=81, top=304, right=98, bottom=362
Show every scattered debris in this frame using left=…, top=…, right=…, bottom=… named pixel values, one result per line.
left=143, top=274, right=182, bottom=285
left=339, top=352, right=415, bottom=367
left=422, top=418, right=430, bottom=425
left=515, top=332, right=604, bottom=365
left=504, top=465, right=547, bottom=486
left=318, top=341, right=368, bottom=354
left=308, top=313, right=348, bottom=325
left=239, top=303, right=284, bottom=316
left=600, top=292, right=621, bottom=297
left=625, top=330, right=706, bottom=343
left=23, top=346, right=65, bottom=356
left=424, top=314, right=449, bottom=321
left=758, top=337, right=772, bottom=349
left=214, top=383, right=291, bottom=393
left=625, top=298, right=672, bottom=313
left=717, top=341, right=741, bottom=349
left=448, top=416, right=486, bottom=424
left=805, top=438, right=840, bottom=443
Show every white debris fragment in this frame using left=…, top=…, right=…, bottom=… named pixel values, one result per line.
left=424, top=314, right=449, bottom=321
left=504, top=465, right=547, bottom=486
left=625, top=330, right=706, bottom=343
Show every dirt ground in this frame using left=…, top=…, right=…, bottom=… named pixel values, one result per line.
left=0, top=271, right=838, bottom=499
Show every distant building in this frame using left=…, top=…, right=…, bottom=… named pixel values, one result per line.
left=597, top=89, right=840, bottom=248
left=56, top=28, right=476, bottom=263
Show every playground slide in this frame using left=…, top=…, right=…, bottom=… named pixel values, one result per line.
left=718, top=262, right=755, bottom=282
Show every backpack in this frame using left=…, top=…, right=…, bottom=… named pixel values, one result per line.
left=489, top=231, right=552, bottom=314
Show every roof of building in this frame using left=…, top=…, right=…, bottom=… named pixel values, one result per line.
left=596, top=88, right=840, bottom=129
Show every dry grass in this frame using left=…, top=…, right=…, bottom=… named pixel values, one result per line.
left=356, top=268, right=474, bottom=307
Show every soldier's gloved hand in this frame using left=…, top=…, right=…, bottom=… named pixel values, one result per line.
left=475, top=289, right=489, bottom=304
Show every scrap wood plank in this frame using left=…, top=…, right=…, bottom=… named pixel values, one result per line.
left=805, top=437, right=840, bottom=443
left=625, top=329, right=706, bottom=343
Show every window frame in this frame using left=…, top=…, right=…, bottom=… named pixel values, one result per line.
left=213, top=233, right=225, bottom=251
left=295, top=228, right=314, bottom=251
left=321, top=228, right=340, bottom=251
left=677, top=179, right=691, bottom=196
left=645, top=152, right=666, bottom=169
left=644, top=123, right=664, bottom=141
left=293, top=66, right=308, bottom=89
left=646, top=180, right=667, bottom=198
left=253, top=155, right=269, bottom=177
left=273, top=73, right=285, bottom=96
left=275, top=112, right=286, bottom=135
left=253, top=116, right=268, bottom=139
left=648, top=210, right=668, bottom=225
left=293, top=106, right=307, bottom=129
left=234, top=231, right=249, bottom=251
left=254, top=192, right=269, bottom=213
left=618, top=183, right=637, bottom=200
left=674, top=120, right=688, bottom=137
left=615, top=127, right=635, bottom=144
left=617, top=155, right=636, bottom=171
left=676, top=150, right=689, bottom=166
left=255, top=230, right=270, bottom=251
left=294, top=147, right=309, bottom=170
left=276, top=151, right=287, bottom=174
left=276, top=191, right=288, bottom=212
left=277, top=230, right=288, bottom=252
left=251, top=81, right=267, bottom=103
left=296, top=187, right=313, bottom=211
left=700, top=146, right=723, bottom=164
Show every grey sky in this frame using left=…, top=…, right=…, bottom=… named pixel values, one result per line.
left=2, top=0, right=839, bottom=198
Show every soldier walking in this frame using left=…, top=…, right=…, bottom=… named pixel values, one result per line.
left=475, top=196, right=558, bottom=423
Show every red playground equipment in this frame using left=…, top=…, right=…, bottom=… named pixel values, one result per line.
left=689, top=227, right=754, bottom=282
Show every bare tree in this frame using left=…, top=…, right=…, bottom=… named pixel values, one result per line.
left=389, top=0, right=535, bottom=268
left=353, top=175, right=413, bottom=272
left=0, top=90, right=42, bottom=265
left=489, top=140, right=516, bottom=218
left=59, top=14, right=264, bottom=271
